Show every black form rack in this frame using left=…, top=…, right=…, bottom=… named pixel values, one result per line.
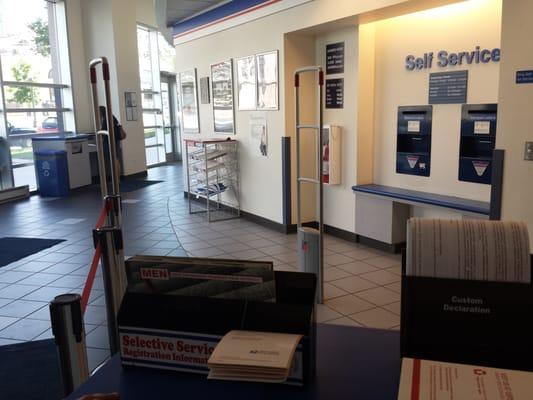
left=185, top=138, right=240, bottom=222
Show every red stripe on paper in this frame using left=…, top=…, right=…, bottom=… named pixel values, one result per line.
left=411, top=359, right=421, bottom=400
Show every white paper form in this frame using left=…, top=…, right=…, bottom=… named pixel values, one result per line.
left=406, top=219, right=530, bottom=283
left=398, top=358, right=533, bottom=400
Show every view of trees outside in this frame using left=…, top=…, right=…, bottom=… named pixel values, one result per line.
left=0, top=0, right=55, bottom=188
left=0, top=0, right=54, bottom=129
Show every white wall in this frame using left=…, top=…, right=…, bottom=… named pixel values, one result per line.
left=74, top=0, right=147, bottom=176
left=496, top=0, right=533, bottom=247
left=315, top=27, right=358, bottom=232
left=371, top=0, right=502, bottom=202
left=174, top=0, right=421, bottom=225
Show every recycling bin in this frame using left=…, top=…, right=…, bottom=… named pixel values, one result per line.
left=34, top=149, right=70, bottom=197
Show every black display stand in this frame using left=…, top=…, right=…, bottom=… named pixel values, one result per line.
left=400, top=250, right=533, bottom=371
left=396, top=106, right=432, bottom=177
left=458, top=103, right=498, bottom=184
left=118, top=270, right=317, bottom=386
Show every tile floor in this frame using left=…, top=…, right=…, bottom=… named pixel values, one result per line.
left=0, top=163, right=402, bottom=371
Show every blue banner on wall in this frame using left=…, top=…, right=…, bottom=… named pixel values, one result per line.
left=516, top=70, right=533, bottom=84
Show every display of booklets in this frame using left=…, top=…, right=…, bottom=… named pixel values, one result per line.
left=207, top=330, right=302, bottom=383
left=398, top=357, right=533, bottom=400
left=406, top=219, right=530, bottom=283
left=125, top=256, right=275, bottom=302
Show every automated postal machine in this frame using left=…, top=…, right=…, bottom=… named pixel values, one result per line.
left=396, top=106, right=433, bottom=177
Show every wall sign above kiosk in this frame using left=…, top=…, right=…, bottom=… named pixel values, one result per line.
left=429, top=71, right=468, bottom=104
left=405, top=46, right=500, bottom=71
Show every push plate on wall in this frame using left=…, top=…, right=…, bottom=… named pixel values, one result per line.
left=525, top=142, right=533, bottom=161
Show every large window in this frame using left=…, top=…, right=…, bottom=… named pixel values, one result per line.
left=0, top=0, right=74, bottom=190
left=137, top=26, right=177, bottom=166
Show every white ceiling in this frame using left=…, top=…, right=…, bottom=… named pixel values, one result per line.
left=165, top=0, right=228, bottom=26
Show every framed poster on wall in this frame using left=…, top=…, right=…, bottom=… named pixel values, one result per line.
left=179, top=69, right=200, bottom=133
left=256, top=50, right=278, bottom=110
left=199, top=77, right=210, bottom=104
left=211, top=60, right=235, bottom=134
left=236, top=56, right=257, bottom=110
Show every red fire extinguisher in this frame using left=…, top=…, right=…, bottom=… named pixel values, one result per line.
left=322, top=142, right=329, bottom=183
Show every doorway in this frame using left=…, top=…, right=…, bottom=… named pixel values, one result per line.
left=160, top=73, right=182, bottom=162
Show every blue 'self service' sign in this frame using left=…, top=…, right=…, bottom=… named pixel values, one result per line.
left=406, top=46, right=501, bottom=70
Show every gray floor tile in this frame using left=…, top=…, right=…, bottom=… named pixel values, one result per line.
left=0, top=300, right=47, bottom=318
left=0, top=271, right=33, bottom=284
left=22, top=286, right=72, bottom=302
left=85, top=325, right=110, bottom=350
left=0, top=318, right=50, bottom=340
left=17, top=273, right=63, bottom=286
left=87, top=348, right=110, bottom=372
left=11, top=261, right=55, bottom=273
left=0, top=316, right=18, bottom=331
left=0, top=284, right=39, bottom=300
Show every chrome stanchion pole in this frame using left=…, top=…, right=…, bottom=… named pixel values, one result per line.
left=50, top=294, right=89, bottom=397
left=93, top=227, right=126, bottom=355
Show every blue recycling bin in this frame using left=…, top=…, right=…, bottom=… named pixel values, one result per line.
left=34, top=149, right=70, bottom=197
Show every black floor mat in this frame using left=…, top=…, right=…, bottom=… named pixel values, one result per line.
left=0, top=339, right=62, bottom=400
left=0, top=237, right=65, bottom=268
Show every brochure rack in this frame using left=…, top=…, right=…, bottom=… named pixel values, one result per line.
left=400, top=250, right=533, bottom=372
left=185, top=138, right=240, bottom=222
left=117, top=261, right=317, bottom=386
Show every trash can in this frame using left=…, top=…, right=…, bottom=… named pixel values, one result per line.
left=34, top=150, right=70, bottom=197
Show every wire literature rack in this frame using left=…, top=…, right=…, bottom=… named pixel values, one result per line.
left=185, top=138, right=240, bottom=222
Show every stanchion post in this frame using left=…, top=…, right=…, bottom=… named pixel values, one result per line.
left=93, top=227, right=126, bottom=355
left=50, top=294, right=89, bottom=397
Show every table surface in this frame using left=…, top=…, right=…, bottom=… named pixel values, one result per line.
left=352, top=183, right=490, bottom=215
left=68, top=324, right=401, bottom=400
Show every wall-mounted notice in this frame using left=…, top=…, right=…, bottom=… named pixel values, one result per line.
left=200, top=77, right=210, bottom=104
left=428, top=70, right=468, bottom=104
left=325, top=78, right=344, bottom=109
left=326, top=42, right=344, bottom=75
left=516, top=70, right=533, bottom=84
left=249, top=113, right=267, bottom=157
left=124, top=92, right=138, bottom=121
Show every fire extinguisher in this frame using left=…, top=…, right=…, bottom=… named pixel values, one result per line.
left=322, top=142, right=329, bottom=183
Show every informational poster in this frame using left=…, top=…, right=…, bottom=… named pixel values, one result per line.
left=199, top=77, right=210, bottom=104
left=516, top=70, right=533, bottom=84
left=428, top=70, right=468, bottom=104
left=211, top=60, right=235, bottom=134
left=474, top=120, right=490, bottom=134
left=236, top=56, right=257, bottom=110
left=124, top=92, right=138, bottom=121
left=407, top=120, right=421, bottom=133
left=249, top=113, right=267, bottom=157
left=325, top=78, right=344, bottom=109
left=326, top=42, right=344, bottom=74
left=256, top=51, right=278, bottom=110
left=179, top=69, right=200, bottom=133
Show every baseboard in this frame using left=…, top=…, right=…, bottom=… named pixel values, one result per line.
left=122, top=170, right=148, bottom=180
left=0, top=185, right=30, bottom=205
left=355, top=235, right=404, bottom=254
left=183, top=191, right=290, bottom=233
left=181, top=191, right=402, bottom=253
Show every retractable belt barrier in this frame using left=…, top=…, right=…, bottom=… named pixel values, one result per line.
left=49, top=57, right=128, bottom=397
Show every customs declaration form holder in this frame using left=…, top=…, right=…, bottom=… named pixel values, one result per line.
left=117, top=256, right=317, bottom=386
left=400, top=219, right=533, bottom=372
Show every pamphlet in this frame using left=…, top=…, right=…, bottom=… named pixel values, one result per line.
left=125, top=256, right=276, bottom=302
left=406, top=219, right=530, bottom=283
left=208, top=330, right=302, bottom=383
left=398, top=358, right=533, bottom=400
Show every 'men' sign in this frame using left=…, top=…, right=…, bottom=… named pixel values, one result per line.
left=406, top=46, right=501, bottom=71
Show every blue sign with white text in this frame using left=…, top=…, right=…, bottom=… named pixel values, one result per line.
left=516, top=70, right=533, bottom=84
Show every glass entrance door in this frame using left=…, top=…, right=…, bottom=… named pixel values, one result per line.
left=160, top=73, right=181, bottom=161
